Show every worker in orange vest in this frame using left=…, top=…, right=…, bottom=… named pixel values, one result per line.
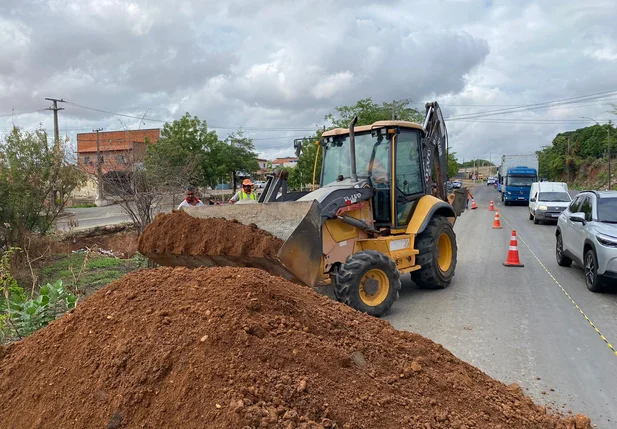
left=466, top=188, right=473, bottom=209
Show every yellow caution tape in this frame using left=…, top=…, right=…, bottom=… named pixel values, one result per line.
left=499, top=213, right=617, bottom=358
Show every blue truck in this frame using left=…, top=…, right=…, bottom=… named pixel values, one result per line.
left=498, top=154, right=539, bottom=206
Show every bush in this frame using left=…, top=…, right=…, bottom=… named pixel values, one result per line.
left=1, top=248, right=77, bottom=342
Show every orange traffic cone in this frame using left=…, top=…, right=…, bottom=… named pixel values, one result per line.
left=489, top=201, right=495, bottom=211
left=492, top=210, right=502, bottom=229
left=503, top=230, right=524, bottom=267
left=471, top=199, right=478, bottom=210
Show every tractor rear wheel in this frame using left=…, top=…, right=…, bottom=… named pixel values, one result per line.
left=411, top=215, right=457, bottom=289
left=334, top=250, right=401, bottom=317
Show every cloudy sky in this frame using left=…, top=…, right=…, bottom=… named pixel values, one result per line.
left=1, top=0, right=616, bottom=163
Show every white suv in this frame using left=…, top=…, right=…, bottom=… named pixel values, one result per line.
left=556, top=191, right=617, bottom=291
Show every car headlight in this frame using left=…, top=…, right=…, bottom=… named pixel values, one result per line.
left=538, top=205, right=548, bottom=211
left=596, top=233, right=617, bottom=247
left=507, top=191, right=511, bottom=195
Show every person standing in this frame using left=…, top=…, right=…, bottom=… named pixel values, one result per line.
left=177, top=185, right=205, bottom=210
left=229, top=179, right=257, bottom=204
left=466, top=188, right=474, bottom=209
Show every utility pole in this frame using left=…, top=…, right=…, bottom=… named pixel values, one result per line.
left=45, top=98, right=65, bottom=152
left=93, top=128, right=104, bottom=203
left=606, top=121, right=612, bottom=191
left=45, top=97, right=65, bottom=208
left=567, top=136, right=571, bottom=183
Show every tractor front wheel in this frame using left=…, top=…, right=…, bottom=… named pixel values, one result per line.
left=334, top=250, right=401, bottom=317
left=411, top=215, right=457, bottom=289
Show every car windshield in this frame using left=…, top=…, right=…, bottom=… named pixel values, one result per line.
left=539, top=192, right=571, bottom=202
left=321, top=132, right=390, bottom=185
left=506, top=176, right=535, bottom=186
left=597, top=197, right=617, bottom=223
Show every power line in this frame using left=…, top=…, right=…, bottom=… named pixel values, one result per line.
left=446, top=88, right=617, bottom=120
left=63, top=101, right=317, bottom=132
left=451, top=119, right=612, bottom=125
left=0, top=109, right=47, bottom=118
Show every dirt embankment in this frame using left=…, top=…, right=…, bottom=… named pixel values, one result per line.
left=138, top=211, right=283, bottom=260
left=0, top=266, right=591, bottom=429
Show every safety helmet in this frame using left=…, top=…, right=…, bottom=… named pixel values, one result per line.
left=242, top=179, right=253, bottom=186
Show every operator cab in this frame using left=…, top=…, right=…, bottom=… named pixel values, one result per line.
left=320, top=121, right=428, bottom=230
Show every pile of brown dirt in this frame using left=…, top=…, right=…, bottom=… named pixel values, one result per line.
left=0, top=267, right=590, bottom=429
left=138, top=211, right=283, bottom=259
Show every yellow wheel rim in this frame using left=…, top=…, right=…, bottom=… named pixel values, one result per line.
left=359, top=269, right=389, bottom=307
left=437, top=233, right=453, bottom=272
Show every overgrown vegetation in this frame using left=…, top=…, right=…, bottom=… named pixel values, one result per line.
left=458, top=159, right=495, bottom=168
left=1, top=248, right=77, bottom=342
left=0, top=127, right=85, bottom=249
left=537, top=122, right=615, bottom=187
left=39, top=251, right=138, bottom=294
left=146, top=113, right=259, bottom=192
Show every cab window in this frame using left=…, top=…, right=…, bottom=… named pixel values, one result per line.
left=394, top=129, right=424, bottom=227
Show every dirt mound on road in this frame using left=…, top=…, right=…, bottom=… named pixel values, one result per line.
left=138, top=211, right=283, bottom=260
left=0, top=267, right=590, bottom=429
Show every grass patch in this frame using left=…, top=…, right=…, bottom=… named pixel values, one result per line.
left=39, top=252, right=138, bottom=295
left=71, top=202, right=97, bottom=208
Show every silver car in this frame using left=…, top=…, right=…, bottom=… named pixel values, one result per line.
left=556, top=191, right=617, bottom=291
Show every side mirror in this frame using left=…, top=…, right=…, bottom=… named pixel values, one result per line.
left=569, top=212, right=586, bottom=224
left=530, top=198, right=536, bottom=202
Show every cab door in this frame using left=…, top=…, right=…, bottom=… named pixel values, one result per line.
left=391, top=129, right=425, bottom=228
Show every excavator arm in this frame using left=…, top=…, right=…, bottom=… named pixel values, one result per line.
left=421, top=101, right=449, bottom=202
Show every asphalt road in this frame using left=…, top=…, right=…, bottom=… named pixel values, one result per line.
left=55, top=205, right=132, bottom=232
left=385, top=184, right=617, bottom=427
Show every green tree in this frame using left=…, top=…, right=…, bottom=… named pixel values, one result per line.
left=447, top=152, right=459, bottom=178
left=324, top=98, right=424, bottom=128
left=214, top=130, right=259, bottom=191
left=458, top=159, right=494, bottom=168
left=145, top=112, right=219, bottom=186
left=0, top=127, right=84, bottom=249
left=537, top=122, right=615, bottom=183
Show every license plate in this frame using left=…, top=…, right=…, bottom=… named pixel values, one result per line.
left=551, top=213, right=560, bottom=218
left=518, top=197, right=524, bottom=200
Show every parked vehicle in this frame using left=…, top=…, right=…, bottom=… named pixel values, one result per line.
left=556, top=190, right=617, bottom=291
left=487, top=176, right=496, bottom=185
left=253, top=180, right=266, bottom=188
left=452, top=180, right=462, bottom=189
left=529, top=182, right=571, bottom=224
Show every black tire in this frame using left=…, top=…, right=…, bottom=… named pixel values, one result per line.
left=410, top=215, right=457, bottom=289
left=584, top=248, right=603, bottom=292
left=533, top=213, right=540, bottom=224
left=555, top=233, right=572, bottom=267
left=529, top=211, right=534, bottom=221
left=334, top=250, right=401, bottom=317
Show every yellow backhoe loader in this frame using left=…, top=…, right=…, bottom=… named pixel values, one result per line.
left=141, top=102, right=466, bottom=317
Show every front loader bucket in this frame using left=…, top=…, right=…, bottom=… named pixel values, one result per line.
left=146, top=200, right=323, bottom=287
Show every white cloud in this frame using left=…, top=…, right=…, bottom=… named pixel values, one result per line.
left=0, top=0, right=616, bottom=162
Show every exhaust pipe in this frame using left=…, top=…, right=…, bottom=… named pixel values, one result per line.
left=349, top=116, right=358, bottom=182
